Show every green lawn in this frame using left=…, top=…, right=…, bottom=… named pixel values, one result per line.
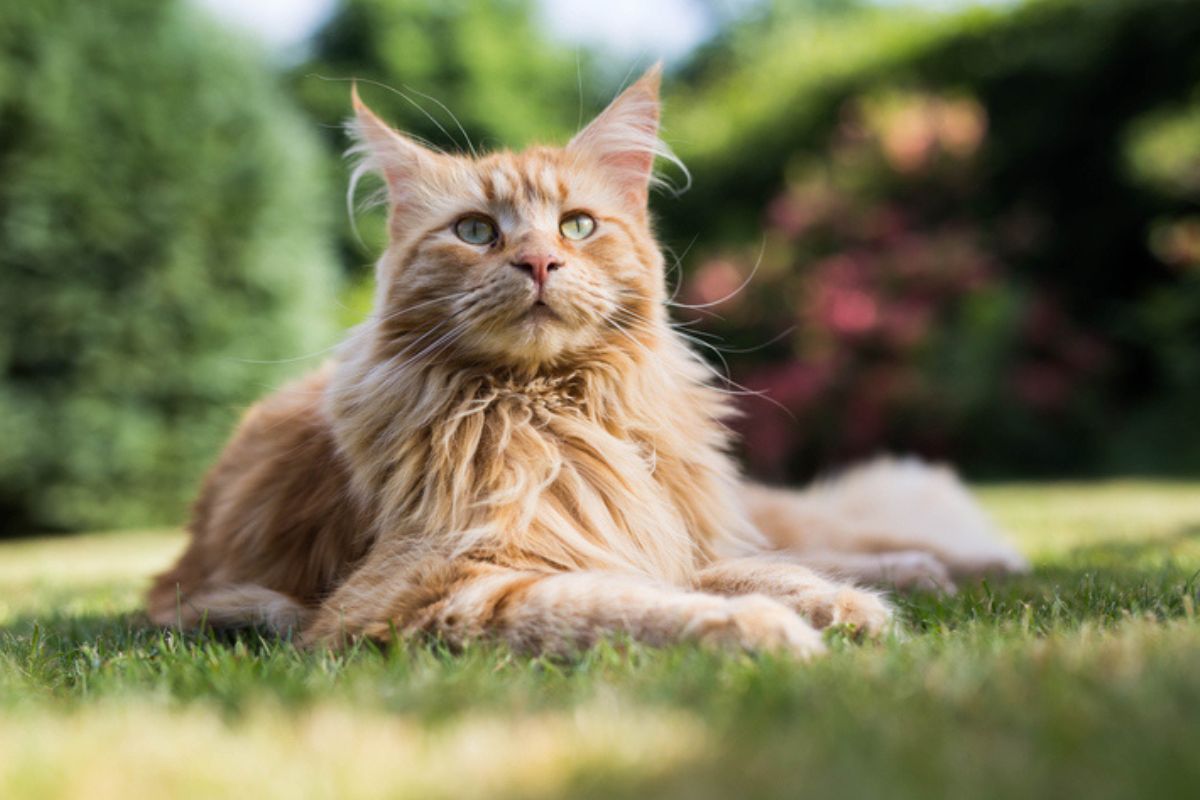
left=2, top=482, right=1199, bottom=799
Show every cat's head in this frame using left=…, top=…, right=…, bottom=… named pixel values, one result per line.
left=349, top=66, right=682, bottom=369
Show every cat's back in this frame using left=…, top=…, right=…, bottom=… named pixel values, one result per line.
left=147, top=365, right=371, bottom=620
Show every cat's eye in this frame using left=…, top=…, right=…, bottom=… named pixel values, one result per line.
left=454, top=215, right=498, bottom=246
left=559, top=212, right=596, bottom=241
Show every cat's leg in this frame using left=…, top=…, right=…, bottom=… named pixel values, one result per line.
left=797, top=550, right=957, bottom=593
left=695, top=556, right=894, bottom=635
left=302, top=557, right=827, bottom=659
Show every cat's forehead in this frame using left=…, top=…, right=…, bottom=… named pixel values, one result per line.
left=432, top=147, right=623, bottom=230
left=467, top=148, right=589, bottom=212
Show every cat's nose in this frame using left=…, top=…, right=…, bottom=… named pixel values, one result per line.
left=510, top=252, right=563, bottom=291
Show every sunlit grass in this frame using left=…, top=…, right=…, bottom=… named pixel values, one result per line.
left=2, top=482, right=1199, bottom=799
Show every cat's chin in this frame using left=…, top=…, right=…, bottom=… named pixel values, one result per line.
left=523, top=302, right=562, bottom=324
left=503, top=332, right=583, bottom=367
left=458, top=316, right=589, bottom=370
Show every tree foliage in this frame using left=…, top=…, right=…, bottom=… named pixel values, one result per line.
left=0, top=0, right=339, bottom=532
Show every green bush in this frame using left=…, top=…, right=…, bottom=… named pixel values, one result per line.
left=0, top=0, right=340, bottom=533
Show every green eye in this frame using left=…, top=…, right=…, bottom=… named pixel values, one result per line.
left=560, top=212, right=596, bottom=241
left=454, top=215, right=498, bottom=245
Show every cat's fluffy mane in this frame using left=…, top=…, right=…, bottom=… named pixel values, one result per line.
left=327, top=315, right=761, bottom=588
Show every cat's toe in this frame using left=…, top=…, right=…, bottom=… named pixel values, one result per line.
left=827, top=587, right=894, bottom=637
left=688, top=594, right=827, bottom=660
left=945, top=551, right=1031, bottom=580
left=879, top=551, right=957, bottom=593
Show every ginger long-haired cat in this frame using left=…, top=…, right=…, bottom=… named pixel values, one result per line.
left=148, top=67, right=1026, bottom=658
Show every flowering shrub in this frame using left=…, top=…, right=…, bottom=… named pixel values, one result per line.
left=679, top=91, right=1111, bottom=479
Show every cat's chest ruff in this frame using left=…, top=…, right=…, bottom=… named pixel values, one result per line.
left=452, top=374, right=666, bottom=515
left=481, top=374, right=653, bottom=461
left=486, top=372, right=584, bottom=414
left=467, top=375, right=693, bottom=579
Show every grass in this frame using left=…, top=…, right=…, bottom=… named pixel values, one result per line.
left=2, top=482, right=1199, bottom=799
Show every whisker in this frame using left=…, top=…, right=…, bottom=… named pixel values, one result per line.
left=575, top=49, right=584, bottom=131
left=392, top=322, right=471, bottom=373
left=231, top=339, right=343, bottom=366
left=671, top=321, right=722, bottom=338
left=662, top=313, right=797, bottom=355
left=616, top=308, right=734, bottom=380
left=708, top=325, right=797, bottom=355
left=371, top=284, right=496, bottom=331
left=328, top=75, right=463, bottom=154
left=606, top=316, right=755, bottom=401
left=662, top=234, right=699, bottom=305
left=369, top=292, right=460, bottom=324
left=666, top=234, right=767, bottom=312
left=401, top=83, right=478, bottom=159
left=609, top=309, right=795, bottom=417
left=383, top=317, right=452, bottom=364
left=313, top=74, right=459, bottom=245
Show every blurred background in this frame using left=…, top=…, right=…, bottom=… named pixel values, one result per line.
left=1, top=0, right=1198, bottom=535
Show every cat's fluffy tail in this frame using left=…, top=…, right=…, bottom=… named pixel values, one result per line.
left=745, top=456, right=1029, bottom=581
left=146, top=581, right=312, bottom=634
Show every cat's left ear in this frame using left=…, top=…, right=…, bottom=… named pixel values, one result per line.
left=568, top=64, right=666, bottom=208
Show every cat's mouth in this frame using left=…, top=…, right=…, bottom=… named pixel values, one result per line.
left=524, top=300, right=561, bottom=323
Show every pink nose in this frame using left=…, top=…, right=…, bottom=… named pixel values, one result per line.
left=510, top=252, right=563, bottom=291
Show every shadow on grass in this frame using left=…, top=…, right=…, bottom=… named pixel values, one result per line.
left=0, top=608, right=298, bottom=653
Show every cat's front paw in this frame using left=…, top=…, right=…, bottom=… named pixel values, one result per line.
left=827, top=586, right=893, bottom=637
left=794, top=586, right=894, bottom=638
left=687, top=594, right=827, bottom=660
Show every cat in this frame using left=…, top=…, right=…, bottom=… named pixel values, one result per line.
left=147, top=65, right=1026, bottom=659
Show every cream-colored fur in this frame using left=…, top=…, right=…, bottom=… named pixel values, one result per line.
left=147, top=66, right=1024, bottom=660
left=747, top=457, right=1028, bottom=592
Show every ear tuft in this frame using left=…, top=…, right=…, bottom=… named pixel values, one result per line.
left=568, top=63, right=686, bottom=208
left=346, top=84, right=440, bottom=216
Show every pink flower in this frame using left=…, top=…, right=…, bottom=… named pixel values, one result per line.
left=742, top=360, right=834, bottom=411
left=766, top=194, right=813, bottom=239
left=685, top=259, right=745, bottom=310
left=806, top=255, right=880, bottom=338
left=826, top=288, right=879, bottom=335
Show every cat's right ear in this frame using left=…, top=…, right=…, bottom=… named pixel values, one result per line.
left=348, top=84, right=441, bottom=212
